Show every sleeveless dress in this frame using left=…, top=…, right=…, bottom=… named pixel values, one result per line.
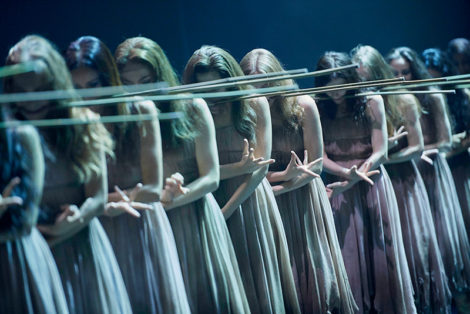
left=269, top=116, right=357, bottom=313
left=163, top=137, right=249, bottom=313
left=417, top=111, right=470, bottom=294
left=0, top=129, right=69, bottom=314
left=446, top=91, right=470, bottom=241
left=39, top=132, right=132, bottom=314
left=322, top=111, right=416, bottom=314
left=213, top=124, right=300, bottom=313
left=385, top=137, right=450, bottom=313
left=100, top=122, right=190, bottom=314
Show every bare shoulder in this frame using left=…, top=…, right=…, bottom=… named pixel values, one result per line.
left=191, top=97, right=211, bottom=117
left=397, top=93, right=419, bottom=110
left=15, top=125, right=41, bottom=154
left=134, top=99, right=158, bottom=115
left=297, top=95, right=318, bottom=114
left=248, top=96, right=269, bottom=116
left=365, top=95, right=385, bottom=120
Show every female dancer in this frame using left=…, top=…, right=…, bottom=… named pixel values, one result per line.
left=0, top=98, right=69, bottom=312
left=352, top=45, right=450, bottom=313
left=240, top=48, right=357, bottom=313
left=183, top=45, right=300, bottom=313
left=422, top=48, right=470, bottom=241
left=387, top=47, right=470, bottom=306
left=4, top=35, right=131, bottom=314
left=115, top=37, right=249, bottom=313
left=316, top=51, right=415, bottom=313
left=66, top=36, right=190, bottom=313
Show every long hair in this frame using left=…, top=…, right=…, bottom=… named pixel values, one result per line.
left=447, top=38, right=470, bottom=74
left=115, top=37, right=196, bottom=146
left=422, top=48, right=470, bottom=133
left=65, top=36, right=130, bottom=137
left=240, top=48, right=303, bottom=130
left=183, top=45, right=257, bottom=142
left=351, top=45, right=407, bottom=134
left=314, top=51, right=367, bottom=121
left=385, top=47, right=434, bottom=109
left=4, top=35, right=112, bottom=184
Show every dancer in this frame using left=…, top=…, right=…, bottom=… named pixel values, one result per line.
left=422, top=48, right=470, bottom=241
left=0, top=95, right=69, bottom=313
left=317, top=51, right=416, bottom=313
left=240, top=48, right=357, bottom=313
left=5, top=35, right=131, bottom=314
left=388, top=47, right=470, bottom=306
left=67, top=36, right=190, bottom=313
left=116, top=37, right=249, bottom=313
left=184, top=45, right=300, bottom=313
left=353, top=44, right=450, bottom=313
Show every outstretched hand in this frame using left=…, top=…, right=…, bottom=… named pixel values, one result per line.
left=388, top=126, right=408, bottom=149
left=105, top=184, right=152, bottom=218
left=238, top=139, right=275, bottom=174
left=161, top=173, right=189, bottom=207
left=0, top=177, right=23, bottom=212
left=347, top=162, right=379, bottom=186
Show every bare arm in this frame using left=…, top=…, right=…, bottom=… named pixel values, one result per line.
left=163, top=98, right=219, bottom=210
left=423, top=93, right=452, bottom=152
left=386, top=94, right=424, bottom=164
left=358, top=95, right=388, bottom=172
left=268, top=96, right=323, bottom=195
left=43, top=148, right=108, bottom=246
left=221, top=97, right=272, bottom=219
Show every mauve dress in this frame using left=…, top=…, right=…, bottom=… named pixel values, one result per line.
left=163, top=135, right=250, bottom=314
left=213, top=124, right=300, bottom=314
left=39, top=132, right=132, bottom=314
left=446, top=91, right=470, bottom=241
left=417, top=110, right=470, bottom=294
left=100, top=121, right=190, bottom=314
left=0, top=129, right=69, bottom=314
left=322, top=111, right=416, bottom=314
left=269, top=114, right=357, bottom=314
left=385, top=136, right=451, bottom=313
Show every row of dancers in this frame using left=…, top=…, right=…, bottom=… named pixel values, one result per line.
left=0, top=34, right=469, bottom=313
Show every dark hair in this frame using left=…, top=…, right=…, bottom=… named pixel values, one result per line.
left=422, top=48, right=456, bottom=77
left=0, top=110, right=36, bottom=234
left=314, top=51, right=366, bottom=121
left=386, top=47, right=433, bottom=108
left=66, top=36, right=123, bottom=88
left=65, top=36, right=129, bottom=146
left=422, top=48, right=470, bottom=133
left=448, top=38, right=470, bottom=58
left=183, top=45, right=257, bottom=142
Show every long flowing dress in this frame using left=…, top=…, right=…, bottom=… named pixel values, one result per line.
left=213, top=124, right=300, bottom=314
left=446, top=91, right=470, bottom=240
left=269, top=115, right=357, bottom=313
left=100, top=121, right=190, bottom=314
left=385, top=137, right=451, bottom=313
left=163, top=137, right=249, bottom=313
left=417, top=111, right=470, bottom=294
left=0, top=129, right=69, bottom=314
left=38, top=132, right=132, bottom=314
left=322, top=111, right=416, bottom=314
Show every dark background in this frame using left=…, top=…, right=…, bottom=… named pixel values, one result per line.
left=2, top=0, right=470, bottom=88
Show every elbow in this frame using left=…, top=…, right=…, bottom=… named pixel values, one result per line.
left=205, top=169, right=220, bottom=194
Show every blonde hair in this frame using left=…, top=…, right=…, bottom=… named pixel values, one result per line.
left=115, top=37, right=196, bottom=145
left=4, top=35, right=113, bottom=183
left=240, top=48, right=303, bottom=130
left=351, top=45, right=407, bottom=134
